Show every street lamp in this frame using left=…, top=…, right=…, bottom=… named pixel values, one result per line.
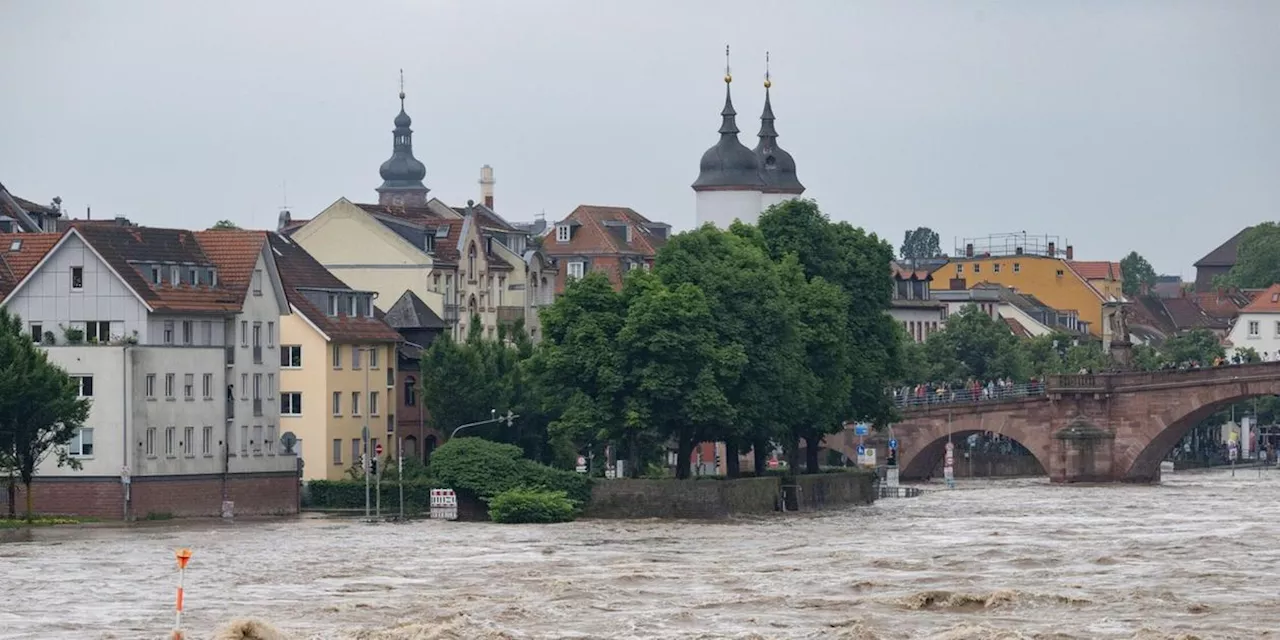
left=451, top=410, right=518, bottom=439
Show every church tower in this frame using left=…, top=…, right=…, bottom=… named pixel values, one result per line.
left=692, top=46, right=765, bottom=228
left=754, top=53, right=804, bottom=209
left=376, top=71, right=430, bottom=207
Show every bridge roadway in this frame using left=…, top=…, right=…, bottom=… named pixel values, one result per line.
left=823, top=362, right=1280, bottom=483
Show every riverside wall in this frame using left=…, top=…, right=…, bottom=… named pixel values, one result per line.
left=583, top=472, right=876, bottom=520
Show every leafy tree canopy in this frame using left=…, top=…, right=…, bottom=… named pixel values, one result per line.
left=1222, top=223, right=1280, bottom=288
left=1119, top=251, right=1158, bottom=297
left=210, top=219, right=240, bottom=230
left=900, top=226, right=942, bottom=264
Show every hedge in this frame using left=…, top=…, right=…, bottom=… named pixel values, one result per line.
left=488, top=489, right=577, bottom=524
left=430, top=438, right=591, bottom=506
left=305, top=480, right=439, bottom=513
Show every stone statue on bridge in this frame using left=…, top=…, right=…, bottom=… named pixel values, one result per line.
left=1108, top=303, right=1134, bottom=369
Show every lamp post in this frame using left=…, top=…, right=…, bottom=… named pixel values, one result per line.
left=363, top=346, right=371, bottom=519
left=451, top=410, right=518, bottom=440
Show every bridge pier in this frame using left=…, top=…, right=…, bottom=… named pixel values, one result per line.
left=1050, top=419, right=1117, bottom=483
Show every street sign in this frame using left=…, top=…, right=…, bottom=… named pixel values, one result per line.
left=575, top=456, right=587, bottom=473
left=854, top=423, right=869, bottom=436
left=888, top=439, right=898, bottom=450
left=430, top=489, right=458, bottom=520
left=864, top=448, right=877, bottom=466
left=856, top=444, right=866, bottom=455
left=375, top=442, right=384, bottom=457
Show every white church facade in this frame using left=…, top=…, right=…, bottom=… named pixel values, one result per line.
left=692, top=50, right=805, bottom=229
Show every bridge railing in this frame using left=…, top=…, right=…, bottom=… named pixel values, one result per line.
left=894, top=382, right=1047, bottom=410
left=1048, top=360, right=1280, bottom=393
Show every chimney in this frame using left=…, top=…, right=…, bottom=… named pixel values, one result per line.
left=1065, top=245, right=1074, bottom=260
left=965, top=243, right=974, bottom=258
left=479, top=165, right=495, bottom=210
left=1047, top=241, right=1055, bottom=257
left=86, top=206, right=91, bottom=220
left=1015, top=246, right=1024, bottom=255
left=949, top=277, right=967, bottom=291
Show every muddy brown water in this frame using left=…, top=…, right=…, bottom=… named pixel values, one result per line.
left=0, top=469, right=1276, bottom=639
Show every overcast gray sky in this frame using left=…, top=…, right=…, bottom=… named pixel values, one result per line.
left=2, top=1, right=1277, bottom=275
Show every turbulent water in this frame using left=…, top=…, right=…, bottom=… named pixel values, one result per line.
left=1, top=469, right=1278, bottom=639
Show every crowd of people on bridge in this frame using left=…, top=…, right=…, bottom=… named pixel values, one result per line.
left=893, top=377, right=1044, bottom=409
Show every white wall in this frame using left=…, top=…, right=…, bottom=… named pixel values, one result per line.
left=996, top=303, right=1055, bottom=337
left=760, top=192, right=799, bottom=210
left=39, top=346, right=128, bottom=476
left=1228, top=312, right=1280, bottom=359
left=889, top=307, right=946, bottom=342
left=131, top=346, right=226, bottom=476
left=696, top=189, right=763, bottom=229
left=5, top=234, right=149, bottom=344
left=145, top=315, right=228, bottom=347
left=226, top=249, right=291, bottom=474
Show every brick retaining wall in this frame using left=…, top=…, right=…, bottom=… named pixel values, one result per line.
left=13, top=473, right=300, bottom=520
left=584, top=472, right=876, bottom=520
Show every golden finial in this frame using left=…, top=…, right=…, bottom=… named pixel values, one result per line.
left=764, top=51, right=771, bottom=89
left=724, top=45, right=732, bottom=83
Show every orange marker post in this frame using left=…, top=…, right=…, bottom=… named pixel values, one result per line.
left=172, top=548, right=193, bottom=640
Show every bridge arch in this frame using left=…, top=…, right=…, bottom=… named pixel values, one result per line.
left=900, top=429, right=1047, bottom=479
left=1118, top=378, right=1280, bottom=481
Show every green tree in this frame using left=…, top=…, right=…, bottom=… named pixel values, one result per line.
left=0, top=309, right=92, bottom=519
left=1223, top=223, right=1280, bottom=288
left=616, top=277, right=745, bottom=479
left=1160, top=328, right=1224, bottom=365
left=924, top=305, right=1028, bottom=383
left=418, top=320, right=494, bottom=438
left=788, top=266, right=852, bottom=472
left=900, top=226, right=942, bottom=266
left=1119, top=251, right=1158, bottom=297
left=210, top=219, right=240, bottom=230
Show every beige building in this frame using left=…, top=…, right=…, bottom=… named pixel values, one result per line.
left=269, top=233, right=402, bottom=481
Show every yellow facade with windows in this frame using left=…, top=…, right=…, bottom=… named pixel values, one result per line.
left=942, top=255, right=1107, bottom=336
left=279, top=311, right=399, bottom=481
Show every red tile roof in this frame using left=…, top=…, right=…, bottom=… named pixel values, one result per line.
left=0, top=233, right=61, bottom=298
left=193, top=229, right=269, bottom=303
left=1241, top=284, right=1280, bottom=314
left=267, top=234, right=402, bottom=343
left=1003, top=317, right=1033, bottom=338
left=890, top=261, right=932, bottom=280
left=1067, top=260, right=1121, bottom=281
left=544, top=205, right=668, bottom=258
left=1190, top=290, right=1250, bottom=319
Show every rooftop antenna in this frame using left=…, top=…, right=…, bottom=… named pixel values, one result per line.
left=725, top=44, right=732, bottom=83
left=399, top=68, right=405, bottom=109
left=764, top=50, right=771, bottom=88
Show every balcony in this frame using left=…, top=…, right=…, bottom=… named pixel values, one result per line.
left=225, top=397, right=235, bottom=420
left=253, top=398, right=263, bottom=417
left=387, top=366, right=395, bottom=388
left=443, top=304, right=460, bottom=324
left=225, top=346, right=235, bottom=366
left=252, top=345, right=263, bottom=364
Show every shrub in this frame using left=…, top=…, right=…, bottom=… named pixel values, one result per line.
left=430, top=438, right=530, bottom=498
left=488, top=488, right=577, bottom=524
left=520, top=462, right=592, bottom=506
left=305, top=480, right=439, bottom=513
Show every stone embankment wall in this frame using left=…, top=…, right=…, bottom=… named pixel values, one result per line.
left=583, top=472, right=875, bottom=520
left=931, top=453, right=1045, bottom=478
left=14, top=472, right=300, bottom=519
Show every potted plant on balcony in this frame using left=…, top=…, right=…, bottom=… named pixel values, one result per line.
left=61, top=325, right=84, bottom=345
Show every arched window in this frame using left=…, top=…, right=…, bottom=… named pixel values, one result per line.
left=468, top=243, right=476, bottom=275
left=404, top=435, right=418, bottom=458
left=404, top=376, right=416, bottom=406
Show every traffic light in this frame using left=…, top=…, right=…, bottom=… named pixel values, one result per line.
left=370, top=459, right=379, bottom=476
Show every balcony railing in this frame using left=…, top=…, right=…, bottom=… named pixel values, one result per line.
left=496, top=306, right=524, bottom=326
left=225, top=346, right=235, bottom=366
left=225, top=397, right=235, bottom=419
left=443, top=304, right=460, bottom=323
left=253, top=398, right=263, bottom=417
left=252, top=345, right=263, bottom=364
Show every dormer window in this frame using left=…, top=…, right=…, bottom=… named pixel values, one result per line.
left=424, top=234, right=435, bottom=252
left=171, top=266, right=180, bottom=285
left=468, top=243, right=476, bottom=275
left=625, top=226, right=633, bottom=243
left=556, top=224, right=570, bottom=243
left=151, top=266, right=162, bottom=284
left=348, top=295, right=357, bottom=317
left=207, top=268, right=217, bottom=286
left=327, top=294, right=338, bottom=316
left=8, top=239, right=20, bottom=251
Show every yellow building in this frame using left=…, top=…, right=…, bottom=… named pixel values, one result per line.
left=941, top=236, right=1114, bottom=337
left=269, top=234, right=402, bottom=481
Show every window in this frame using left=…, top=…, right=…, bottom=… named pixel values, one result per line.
left=1055, top=269, right=1065, bottom=277
left=72, top=375, right=94, bottom=397
left=556, top=224, right=570, bottom=242
left=164, top=426, right=176, bottom=457
left=29, top=322, right=42, bottom=344
left=267, top=321, right=275, bottom=348
left=993, top=263, right=1001, bottom=273
left=253, top=374, right=262, bottom=400
left=1275, top=321, right=1280, bottom=338
left=567, top=261, right=585, bottom=280
left=280, top=345, right=302, bottom=368
left=163, top=321, right=174, bottom=345
left=85, top=321, right=111, bottom=343
left=281, top=392, right=302, bottom=416
left=203, top=373, right=213, bottom=399
left=68, top=428, right=94, bottom=457
left=267, top=373, right=275, bottom=399
left=956, top=264, right=964, bottom=274
left=498, top=277, right=505, bottom=305
left=252, top=322, right=261, bottom=348
left=468, top=244, right=476, bottom=275
left=145, top=374, right=156, bottom=398
left=169, top=266, right=179, bottom=285
left=151, top=266, right=161, bottom=284
left=182, top=321, right=193, bottom=345
left=1013, top=263, right=1021, bottom=273
left=240, top=425, right=249, bottom=454
left=352, top=392, right=361, bottom=416
left=265, top=425, right=276, bottom=455
left=332, top=344, right=342, bottom=368
left=328, top=295, right=338, bottom=316
left=252, top=425, right=263, bottom=454
left=352, top=346, right=362, bottom=369
left=333, top=439, right=343, bottom=465
left=240, top=373, right=248, bottom=399
left=370, top=391, right=380, bottom=416
left=188, top=267, right=198, bottom=284
left=424, top=234, right=436, bottom=252
left=202, top=426, right=213, bottom=456
left=145, top=427, right=156, bottom=456
left=332, top=391, right=342, bottom=416
left=203, top=320, right=213, bottom=345
left=973, top=264, right=981, bottom=274
left=1249, top=321, right=1260, bottom=337
left=164, top=373, right=175, bottom=398
left=183, top=427, right=194, bottom=457
left=207, top=268, right=217, bottom=286
left=404, top=376, right=416, bottom=406
left=351, top=438, right=360, bottom=464
left=184, top=373, right=194, bottom=399
left=70, top=266, right=84, bottom=290
left=252, top=269, right=263, bottom=296
left=241, top=321, right=248, bottom=346
left=370, top=346, right=379, bottom=369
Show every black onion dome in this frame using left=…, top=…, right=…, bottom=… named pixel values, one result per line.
left=379, top=95, right=427, bottom=188
left=754, top=87, right=804, bottom=194
left=692, top=84, right=764, bottom=190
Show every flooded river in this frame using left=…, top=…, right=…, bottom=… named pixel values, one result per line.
left=2, top=468, right=1277, bottom=639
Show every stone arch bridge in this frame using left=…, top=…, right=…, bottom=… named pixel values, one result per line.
left=823, top=362, right=1280, bottom=483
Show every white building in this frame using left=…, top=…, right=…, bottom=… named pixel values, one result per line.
left=1226, top=283, right=1280, bottom=360
left=0, top=225, right=297, bottom=518
left=889, top=263, right=947, bottom=342
left=692, top=50, right=804, bottom=228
